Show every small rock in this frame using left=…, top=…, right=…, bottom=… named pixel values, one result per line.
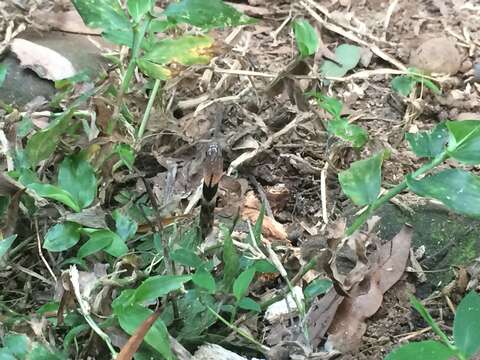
left=410, top=37, right=461, bottom=74
left=456, top=112, right=480, bottom=121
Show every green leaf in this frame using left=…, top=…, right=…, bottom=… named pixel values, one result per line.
left=447, top=120, right=480, bottom=164
left=222, top=226, right=240, bottom=291
left=133, top=275, right=191, bottom=303
left=454, top=291, right=480, bottom=357
left=0, top=64, right=8, bottom=88
left=43, top=222, right=81, bottom=252
left=171, top=248, right=203, bottom=268
left=254, top=259, right=277, bottom=273
left=58, top=154, right=97, bottom=210
left=407, top=169, right=480, bottom=218
left=327, top=117, right=368, bottom=148
left=113, top=298, right=174, bottom=360
left=391, top=75, right=415, bottom=96
left=127, top=0, right=153, bottom=23
left=72, top=0, right=133, bottom=46
left=406, top=122, right=449, bottom=158
left=97, top=229, right=128, bottom=257
left=320, top=44, right=361, bottom=78
left=113, top=210, right=137, bottom=241
left=0, top=235, right=16, bottom=260
left=27, top=183, right=80, bottom=212
left=410, top=296, right=450, bottom=345
left=149, top=19, right=176, bottom=33
left=310, top=93, right=342, bottom=118
left=3, top=333, right=29, bottom=359
left=338, top=152, right=384, bottom=206
left=137, top=58, right=171, bottom=80
left=238, top=297, right=261, bottom=312
left=163, top=0, right=255, bottom=30
left=385, top=340, right=458, bottom=360
left=114, top=144, right=136, bottom=170
left=145, top=35, right=214, bottom=67
left=293, top=19, right=318, bottom=57
left=77, top=230, right=113, bottom=258
left=25, top=109, right=74, bottom=167
left=192, top=267, right=216, bottom=293
left=233, top=266, right=255, bottom=302
left=252, top=203, right=265, bottom=245
left=304, top=278, right=332, bottom=300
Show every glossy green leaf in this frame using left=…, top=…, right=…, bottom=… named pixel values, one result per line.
left=127, top=0, right=153, bottom=23
left=385, top=340, right=458, bottom=360
left=406, top=122, right=449, bottom=158
left=43, top=222, right=81, bottom=252
left=25, top=109, right=74, bottom=167
left=310, top=93, right=342, bottom=118
left=112, top=293, right=174, bottom=360
left=391, top=75, right=415, bottom=96
left=192, top=267, right=216, bottom=293
left=26, top=343, right=65, bottom=360
left=77, top=230, right=113, bottom=258
left=145, top=35, right=214, bottom=66
left=327, top=117, right=368, bottom=148
left=27, top=183, right=80, bottom=212
left=238, top=297, right=261, bottom=312
left=293, top=19, right=318, bottom=57
left=407, top=169, right=480, bottom=218
left=113, top=210, right=137, bottom=241
left=0, top=235, right=16, bottom=260
left=95, top=229, right=128, bottom=257
left=133, top=275, right=191, bottom=303
left=254, top=259, right=277, bottom=273
left=304, top=278, right=332, bottom=300
left=72, top=0, right=133, bottom=46
left=58, top=154, right=97, bottom=210
left=171, top=248, right=203, bottom=268
left=164, top=0, right=255, bottom=30
left=0, top=64, right=8, bottom=88
left=338, top=152, right=384, bottom=206
left=222, top=226, right=240, bottom=291
left=3, top=333, right=29, bottom=359
left=447, top=120, right=480, bottom=164
left=454, top=291, right=480, bottom=357
left=320, top=44, right=361, bottom=78
left=137, top=58, right=171, bottom=80
left=114, top=143, right=135, bottom=170
left=233, top=266, right=255, bottom=302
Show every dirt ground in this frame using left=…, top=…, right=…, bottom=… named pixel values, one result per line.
left=1, top=0, right=479, bottom=359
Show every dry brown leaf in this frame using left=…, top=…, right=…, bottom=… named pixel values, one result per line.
left=242, top=191, right=288, bottom=242
left=324, top=226, right=413, bottom=353
left=11, top=38, right=76, bottom=81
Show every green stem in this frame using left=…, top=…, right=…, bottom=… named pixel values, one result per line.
left=346, top=151, right=449, bottom=235
left=137, top=79, right=161, bottom=139
left=119, top=17, right=151, bottom=97
left=206, top=305, right=269, bottom=353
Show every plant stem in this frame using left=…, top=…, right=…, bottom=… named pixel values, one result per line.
left=137, top=79, right=161, bottom=139
left=346, top=151, right=449, bottom=235
left=119, top=17, right=151, bottom=97
left=206, top=305, right=269, bottom=353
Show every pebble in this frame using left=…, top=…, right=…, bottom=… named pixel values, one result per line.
left=409, top=37, right=461, bottom=74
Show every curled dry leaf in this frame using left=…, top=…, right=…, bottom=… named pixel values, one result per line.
left=242, top=191, right=288, bottom=242
left=324, top=226, right=413, bottom=353
left=33, top=9, right=102, bottom=35
left=10, top=38, right=76, bottom=81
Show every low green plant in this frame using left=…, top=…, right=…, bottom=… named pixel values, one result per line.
left=338, top=119, right=480, bottom=235
left=391, top=67, right=441, bottom=97
left=386, top=292, right=480, bottom=360
left=309, top=92, right=368, bottom=148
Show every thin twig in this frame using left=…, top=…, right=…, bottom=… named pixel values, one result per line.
left=35, top=219, right=57, bottom=284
